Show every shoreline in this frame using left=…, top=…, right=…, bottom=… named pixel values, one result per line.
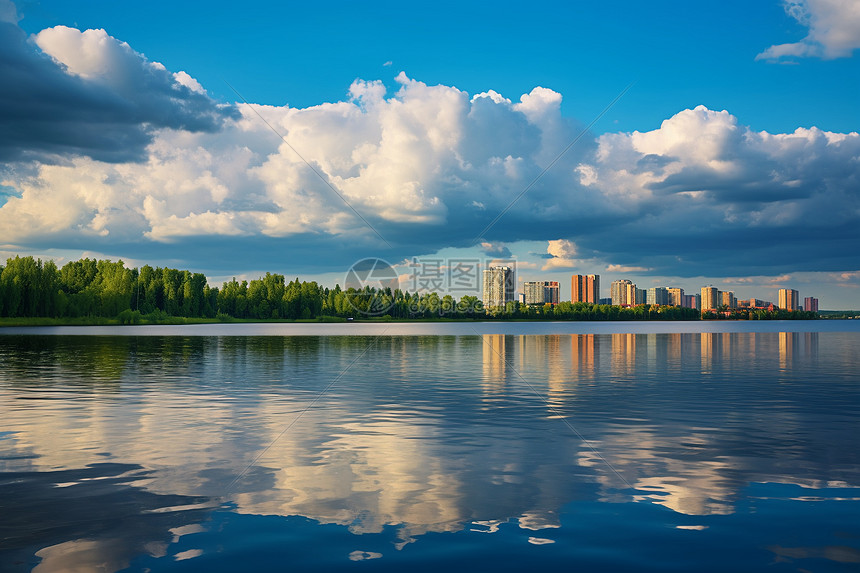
left=1, top=320, right=857, bottom=336
left=0, top=313, right=839, bottom=329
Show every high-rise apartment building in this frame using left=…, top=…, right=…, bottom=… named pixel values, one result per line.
left=546, top=281, right=560, bottom=305
left=647, top=287, right=669, bottom=306
left=523, top=281, right=541, bottom=305
left=667, top=287, right=684, bottom=307
left=523, top=282, right=542, bottom=305
left=701, top=286, right=720, bottom=311
left=611, top=279, right=636, bottom=306
left=571, top=274, right=600, bottom=303
left=482, top=266, right=515, bottom=308
left=721, top=291, right=737, bottom=309
left=803, top=296, right=819, bottom=312
left=778, top=288, right=799, bottom=311
left=524, top=281, right=559, bottom=305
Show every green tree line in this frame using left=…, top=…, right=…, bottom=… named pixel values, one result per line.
left=0, top=256, right=219, bottom=320
left=701, top=307, right=819, bottom=320
left=0, top=255, right=816, bottom=322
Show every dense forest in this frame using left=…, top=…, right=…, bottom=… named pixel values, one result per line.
left=0, top=256, right=815, bottom=322
left=0, top=256, right=327, bottom=322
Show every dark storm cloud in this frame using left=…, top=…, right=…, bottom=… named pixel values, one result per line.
left=648, top=168, right=813, bottom=202
left=0, top=21, right=237, bottom=163
left=633, top=153, right=675, bottom=175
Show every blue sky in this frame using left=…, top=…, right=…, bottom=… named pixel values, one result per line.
left=14, top=1, right=857, bottom=134
left=1, top=0, right=859, bottom=307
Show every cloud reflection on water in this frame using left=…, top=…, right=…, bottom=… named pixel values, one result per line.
left=1, top=330, right=858, bottom=570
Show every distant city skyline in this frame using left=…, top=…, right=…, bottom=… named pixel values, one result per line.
left=516, top=273, right=819, bottom=312
left=0, top=0, right=857, bottom=308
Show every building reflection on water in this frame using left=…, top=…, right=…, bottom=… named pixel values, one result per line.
left=779, top=331, right=819, bottom=372
left=570, top=333, right=598, bottom=380
left=610, top=333, right=637, bottom=378
left=0, top=330, right=847, bottom=571
left=481, top=334, right=507, bottom=394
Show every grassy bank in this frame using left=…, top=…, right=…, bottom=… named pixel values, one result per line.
left=0, top=315, right=351, bottom=327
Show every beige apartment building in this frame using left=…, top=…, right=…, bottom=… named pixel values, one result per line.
left=571, top=274, right=600, bottom=303
left=701, top=286, right=720, bottom=311
left=778, top=288, right=799, bottom=311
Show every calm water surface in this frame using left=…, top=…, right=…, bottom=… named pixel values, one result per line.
left=1, top=324, right=859, bottom=572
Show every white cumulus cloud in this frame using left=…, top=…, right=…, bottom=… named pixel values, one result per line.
left=578, top=105, right=860, bottom=275
left=757, top=0, right=860, bottom=61
left=606, top=264, right=652, bottom=273
left=541, top=239, right=580, bottom=270
left=0, top=71, right=585, bottom=253
left=1, top=18, right=858, bottom=279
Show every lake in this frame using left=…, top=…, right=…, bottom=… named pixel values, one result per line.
left=1, top=322, right=859, bottom=572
